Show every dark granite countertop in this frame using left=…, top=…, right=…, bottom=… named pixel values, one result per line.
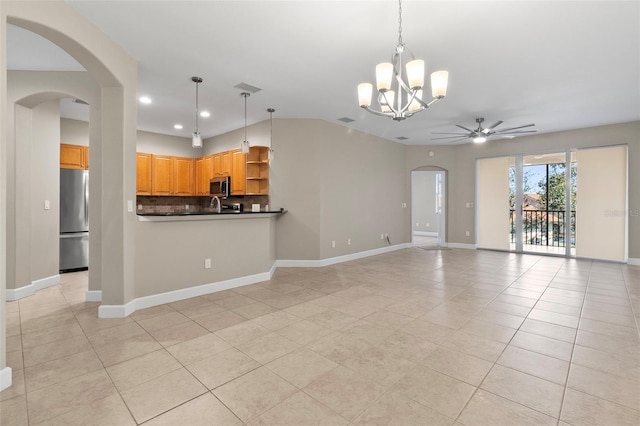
left=136, top=208, right=286, bottom=220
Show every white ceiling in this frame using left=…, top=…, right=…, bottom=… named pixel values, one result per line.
left=6, top=1, right=640, bottom=145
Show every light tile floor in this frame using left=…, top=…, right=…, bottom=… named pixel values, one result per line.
left=2, top=248, right=639, bottom=425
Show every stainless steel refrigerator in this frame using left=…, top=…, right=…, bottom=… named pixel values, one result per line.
left=60, top=168, right=89, bottom=272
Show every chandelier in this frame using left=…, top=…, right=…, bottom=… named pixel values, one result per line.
left=357, top=0, right=448, bottom=121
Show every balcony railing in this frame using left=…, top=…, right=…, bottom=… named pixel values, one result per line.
left=510, top=210, right=576, bottom=247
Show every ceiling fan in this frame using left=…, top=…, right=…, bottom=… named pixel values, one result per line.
left=431, top=117, right=537, bottom=144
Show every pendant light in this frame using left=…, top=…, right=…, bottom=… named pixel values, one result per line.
left=240, top=92, right=250, bottom=154
left=267, top=108, right=275, bottom=161
left=191, top=76, right=203, bottom=148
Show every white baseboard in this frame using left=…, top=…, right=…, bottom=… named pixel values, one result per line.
left=0, top=367, right=12, bottom=393
left=98, top=266, right=277, bottom=319
left=6, top=274, right=60, bottom=301
left=413, top=231, right=438, bottom=237
left=6, top=284, right=33, bottom=301
left=85, top=290, right=102, bottom=302
left=33, top=274, right=60, bottom=291
left=629, top=258, right=640, bottom=266
left=277, top=243, right=411, bottom=268
left=446, top=242, right=478, bottom=250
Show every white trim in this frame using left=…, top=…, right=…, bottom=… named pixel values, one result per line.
left=628, top=258, right=640, bottom=266
left=413, top=231, right=438, bottom=237
left=0, top=367, right=12, bottom=393
left=277, top=243, right=410, bottom=268
left=85, top=290, right=102, bottom=302
left=446, top=242, right=477, bottom=250
left=33, top=274, right=60, bottom=291
left=5, top=274, right=60, bottom=301
left=97, top=266, right=277, bottom=318
left=6, top=284, right=34, bottom=301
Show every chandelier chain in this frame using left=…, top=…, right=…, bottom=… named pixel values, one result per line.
left=397, top=0, right=404, bottom=47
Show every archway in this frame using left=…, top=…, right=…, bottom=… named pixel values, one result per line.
left=411, top=166, right=448, bottom=248
left=1, top=1, right=138, bottom=392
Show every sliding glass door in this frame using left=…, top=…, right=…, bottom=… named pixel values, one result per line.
left=478, top=146, right=627, bottom=261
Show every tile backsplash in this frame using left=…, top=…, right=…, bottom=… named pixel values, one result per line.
left=136, top=195, right=270, bottom=214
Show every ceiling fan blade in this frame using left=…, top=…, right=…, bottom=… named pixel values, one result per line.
left=494, top=124, right=535, bottom=133
left=447, top=137, right=471, bottom=144
left=492, top=134, right=515, bottom=139
left=456, top=124, right=476, bottom=133
left=482, top=121, right=503, bottom=133
left=431, top=135, right=470, bottom=140
left=431, top=132, right=470, bottom=135
left=501, top=130, right=538, bottom=135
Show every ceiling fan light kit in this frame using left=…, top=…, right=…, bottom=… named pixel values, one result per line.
left=357, top=0, right=448, bottom=121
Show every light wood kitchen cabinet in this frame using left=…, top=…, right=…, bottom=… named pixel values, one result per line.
left=230, top=149, right=246, bottom=195
left=60, top=143, right=89, bottom=169
left=245, top=146, right=269, bottom=195
left=213, top=151, right=232, bottom=177
left=136, top=152, right=153, bottom=195
left=149, top=155, right=195, bottom=196
left=151, top=154, right=174, bottom=195
left=174, top=157, right=194, bottom=196
left=195, top=154, right=214, bottom=196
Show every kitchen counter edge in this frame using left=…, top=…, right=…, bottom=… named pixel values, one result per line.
left=137, top=209, right=286, bottom=222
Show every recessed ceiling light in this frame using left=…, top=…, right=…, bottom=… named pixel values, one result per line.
left=173, top=124, right=183, bottom=130
left=139, top=96, right=152, bottom=105
left=200, top=111, right=211, bottom=118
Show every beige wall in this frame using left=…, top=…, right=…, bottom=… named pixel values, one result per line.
left=135, top=217, right=276, bottom=298
left=0, top=0, right=6, bottom=375
left=30, top=101, right=61, bottom=280
left=407, top=121, right=640, bottom=258
left=60, top=117, right=89, bottom=147
left=63, top=117, right=194, bottom=157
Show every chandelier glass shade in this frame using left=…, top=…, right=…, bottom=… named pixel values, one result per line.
left=191, top=76, right=203, bottom=148
left=357, top=0, right=448, bottom=121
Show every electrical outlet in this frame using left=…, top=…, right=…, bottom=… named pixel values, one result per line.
left=426, top=223, right=429, bottom=228
left=402, top=203, right=407, bottom=208
left=466, top=231, right=470, bottom=237
left=204, top=258, right=212, bottom=269
left=416, top=222, right=419, bottom=227
left=347, top=238, right=351, bottom=245
left=332, top=240, right=336, bottom=248
left=381, top=233, right=384, bottom=240
left=138, top=204, right=143, bottom=210
left=186, top=204, right=190, bottom=210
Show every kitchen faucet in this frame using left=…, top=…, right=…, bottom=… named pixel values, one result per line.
left=210, top=196, right=221, bottom=213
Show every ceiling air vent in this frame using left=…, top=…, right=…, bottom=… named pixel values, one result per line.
left=396, top=136, right=408, bottom=140
left=233, top=82, right=262, bottom=94
left=337, top=117, right=355, bottom=123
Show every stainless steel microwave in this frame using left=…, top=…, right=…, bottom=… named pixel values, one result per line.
left=210, top=176, right=230, bottom=198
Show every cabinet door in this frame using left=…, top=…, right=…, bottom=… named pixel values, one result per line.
left=151, top=155, right=174, bottom=195
left=195, top=157, right=204, bottom=195
left=230, top=149, right=246, bottom=195
left=212, top=153, right=222, bottom=176
left=174, top=157, right=195, bottom=196
left=203, top=155, right=214, bottom=193
left=60, top=144, right=86, bottom=169
left=221, top=151, right=232, bottom=176
left=136, top=153, right=153, bottom=195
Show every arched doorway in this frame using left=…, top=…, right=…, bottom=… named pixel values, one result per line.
left=1, top=1, right=138, bottom=392
left=411, top=166, right=447, bottom=248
